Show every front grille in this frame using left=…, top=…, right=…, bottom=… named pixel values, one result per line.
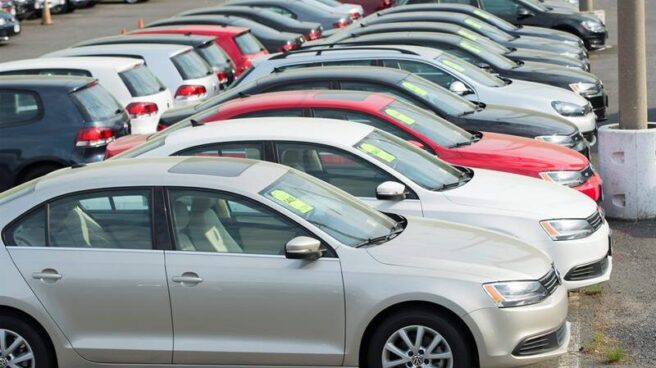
left=565, top=256, right=609, bottom=281
left=587, top=210, right=605, bottom=232
left=513, top=323, right=568, bottom=356
left=539, top=266, right=561, bottom=296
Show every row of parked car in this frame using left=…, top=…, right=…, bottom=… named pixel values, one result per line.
left=0, top=0, right=611, bottom=367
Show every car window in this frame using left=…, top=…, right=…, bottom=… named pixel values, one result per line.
left=236, top=108, right=306, bottom=118
left=436, top=53, right=505, bottom=87
left=234, top=32, right=265, bottom=54
left=312, top=108, right=418, bottom=142
left=175, top=142, right=264, bottom=159
left=119, top=64, right=165, bottom=97
left=262, top=5, right=297, bottom=19
left=0, top=90, right=41, bottom=126
left=171, top=50, right=212, bottom=79
left=5, top=189, right=154, bottom=249
left=196, top=43, right=232, bottom=69
left=480, top=0, right=519, bottom=18
left=0, top=69, right=92, bottom=77
left=276, top=142, right=397, bottom=198
left=266, top=81, right=332, bottom=92
left=168, top=188, right=311, bottom=255
left=381, top=59, right=458, bottom=89
left=71, top=83, right=123, bottom=122
left=338, top=81, right=431, bottom=109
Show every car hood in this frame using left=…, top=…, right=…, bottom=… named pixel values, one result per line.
left=508, top=36, right=582, bottom=54
left=444, top=168, right=598, bottom=218
left=502, top=79, right=589, bottom=106
left=514, top=61, right=598, bottom=83
left=366, top=217, right=551, bottom=281
left=470, top=103, right=577, bottom=136
left=518, top=25, right=582, bottom=43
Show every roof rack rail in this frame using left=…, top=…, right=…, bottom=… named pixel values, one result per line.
left=269, top=45, right=420, bottom=60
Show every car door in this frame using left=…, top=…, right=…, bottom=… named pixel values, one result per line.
left=164, top=188, right=345, bottom=365
left=3, top=188, right=173, bottom=364
left=274, top=141, right=424, bottom=216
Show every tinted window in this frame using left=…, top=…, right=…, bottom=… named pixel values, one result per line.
left=236, top=108, right=306, bottom=118
left=171, top=50, right=212, bottom=79
left=436, top=53, right=505, bottom=87
left=71, top=83, right=123, bottom=122
left=119, top=64, right=165, bottom=97
left=168, top=189, right=310, bottom=255
left=382, top=59, right=457, bottom=89
left=481, top=0, right=519, bottom=17
left=4, top=206, right=46, bottom=246
left=339, top=81, right=429, bottom=108
left=266, top=81, right=332, bottom=92
left=263, top=5, right=296, bottom=18
left=196, top=43, right=232, bottom=68
left=312, top=108, right=417, bottom=142
left=176, top=142, right=264, bottom=159
left=276, top=142, right=397, bottom=198
left=235, top=32, right=265, bottom=54
left=0, top=90, right=41, bottom=126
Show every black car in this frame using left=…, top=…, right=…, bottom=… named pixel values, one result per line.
left=74, top=33, right=237, bottom=86
left=179, top=5, right=324, bottom=41
left=383, top=3, right=585, bottom=47
left=146, top=15, right=305, bottom=53
left=0, top=76, right=130, bottom=191
left=322, top=20, right=589, bottom=70
left=363, top=11, right=588, bottom=60
left=0, top=8, right=20, bottom=42
left=432, top=0, right=608, bottom=49
left=321, top=31, right=607, bottom=120
left=160, top=66, right=588, bottom=155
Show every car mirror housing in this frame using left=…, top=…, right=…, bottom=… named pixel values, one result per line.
left=449, top=81, right=473, bottom=96
left=376, top=181, right=407, bottom=201
left=285, top=236, right=322, bottom=261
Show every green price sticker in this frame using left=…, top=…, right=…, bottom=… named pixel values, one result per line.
left=474, top=9, right=491, bottom=19
left=465, top=18, right=483, bottom=29
left=384, top=108, right=416, bottom=125
left=270, top=190, right=314, bottom=214
left=457, top=29, right=479, bottom=41
left=359, top=143, right=396, bottom=163
left=459, top=40, right=481, bottom=54
left=401, top=81, right=428, bottom=97
left=441, top=59, right=466, bottom=73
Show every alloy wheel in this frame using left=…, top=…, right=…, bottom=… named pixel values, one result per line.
left=0, top=329, right=35, bottom=368
left=381, top=325, right=453, bottom=368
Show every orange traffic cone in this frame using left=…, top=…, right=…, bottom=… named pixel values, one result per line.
left=42, top=0, right=53, bottom=25
left=137, top=18, right=145, bottom=29
left=120, top=27, right=128, bottom=35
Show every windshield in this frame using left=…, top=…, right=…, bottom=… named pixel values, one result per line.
left=196, top=44, right=232, bottom=69
left=234, top=32, right=265, bottom=54
left=171, top=50, right=212, bottom=79
left=381, top=100, right=473, bottom=147
left=518, top=0, right=549, bottom=12
left=261, top=171, right=398, bottom=247
left=472, top=8, right=518, bottom=32
left=356, top=131, right=466, bottom=190
left=463, top=17, right=514, bottom=42
left=436, top=53, right=505, bottom=87
left=457, top=39, right=517, bottom=70
left=455, top=27, right=510, bottom=54
left=399, top=74, right=476, bottom=116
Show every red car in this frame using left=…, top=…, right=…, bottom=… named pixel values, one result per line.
left=108, top=90, right=601, bottom=201
left=132, top=25, right=269, bottom=76
left=340, top=0, right=395, bottom=15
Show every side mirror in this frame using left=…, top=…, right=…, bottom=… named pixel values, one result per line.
left=285, top=236, right=322, bottom=261
left=475, top=62, right=492, bottom=71
left=449, top=81, right=473, bottom=96
left=376, top=181, right=407, bottom=201
left=517, top=7, right=534, bottom=18
left=407, top=140, right=426, bottom=150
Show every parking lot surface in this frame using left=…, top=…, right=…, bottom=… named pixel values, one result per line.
left=2, top=1, right=656, bottom=367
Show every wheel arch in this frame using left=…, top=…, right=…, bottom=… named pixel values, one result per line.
left=0, top=305, right=59, bottom=367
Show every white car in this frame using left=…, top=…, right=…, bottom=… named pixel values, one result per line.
left=0, top=57, right=173, bottom=134
left=242, top=44, right=598, bottom=143
left=43, top=44, right=221, bottom=108
left=113, top=117, right=612, bottom=290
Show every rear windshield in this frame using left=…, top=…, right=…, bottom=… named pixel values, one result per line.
left=234, top=32, right=264, bottom=55
left=71, top=83, right=123, bottom=122
left=197, top=43, right=233, bottom=69
left=171, top=50, right=212, bottom=80
left=119, top=64, right=166, bottom=97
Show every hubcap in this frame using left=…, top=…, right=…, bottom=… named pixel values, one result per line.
left=381, top=325, right=453, bottom=368
left=0, top=329, right=35, bottom=368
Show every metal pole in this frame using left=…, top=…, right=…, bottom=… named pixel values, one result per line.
left=41, top=0, right=52, bottom=25
left=580, top=0, right=593, bottom=11
left=618, top=0, right=648, bottom=130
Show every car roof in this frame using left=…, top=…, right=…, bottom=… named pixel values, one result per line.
left=164, top=117, right=374, bottom=149
left=257, top=65, right=412, bottom=83
left=135, top=24, right=249, bottom=36
left=0, top=75, right=95, bottom=90
left=76, top=34, right=217, bottom=48
left=45, top=43, right=192, bottom=58
left=0, top=57, right=144, bottom=73
left=369, top=11, right=466, bottom=21
left=217, top=90, right=395, bottom=112
left=268, top=44, right=444, bottom=62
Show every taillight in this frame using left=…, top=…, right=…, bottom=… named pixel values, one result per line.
left=349, top=11, right=361, bottom=20
left=125, top=102, right=158, bottom=118
left=333, top=18, right=351, bottom=29
left=306, top=28, right=322, bottom=41
left=280, top=41, right=300, bottom=52
left=175, top=85, right=207, bottom=100
left=76, top=127, right=115, bottom=148
left=383, top=0, right=394, bottom=7
left=216, top=71, right=228, bottom=83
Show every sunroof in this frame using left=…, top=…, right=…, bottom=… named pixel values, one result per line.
left=168, top=157, right=254, bottom=177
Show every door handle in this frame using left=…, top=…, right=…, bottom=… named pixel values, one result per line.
left=172, top=272, right=203, bottom=286
left=32, top=269, right=62, bottom=282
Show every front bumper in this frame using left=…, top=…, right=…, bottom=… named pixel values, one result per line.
left=586, top=90, right=608, bottom=121
left=463, top=285, right=569, bottom=368
left=583, top=30, right=609, bottom=50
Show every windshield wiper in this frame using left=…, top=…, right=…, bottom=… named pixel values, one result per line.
left=434, top=169, right=474, bottom=191
left=355, top=222, right=404, bottom=248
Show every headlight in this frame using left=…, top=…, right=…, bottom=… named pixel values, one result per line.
left=539, top=170, right=586, bottom=187
left=540, top=219, right=594, bottom=241
left=569, top=82, right=600, bottom=97
left=535, top=134, right=574, bottom=146
left=552, top=101, right=586, bottom=117
left=483, top=281, right=548, bottom=308
left=581, top=20, right=605, bottom=33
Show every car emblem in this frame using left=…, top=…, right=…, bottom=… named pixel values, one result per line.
left=411, top=355, right=424, bottom=366
left=0, top=357, right=8, bottom=368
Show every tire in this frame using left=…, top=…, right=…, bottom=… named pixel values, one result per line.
left=0, top=315, right=56, bottom=368
left=365, top=309, right=473, bottom=368
left=20, top=164, right=62, bottom=184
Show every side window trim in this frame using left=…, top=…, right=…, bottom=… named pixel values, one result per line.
left=163, top=186, right=337, bottom=258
